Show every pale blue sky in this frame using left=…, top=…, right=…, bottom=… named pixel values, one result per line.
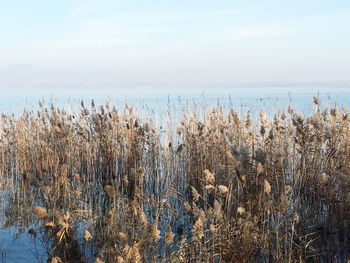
left=0, top=0, right=349, bottom=87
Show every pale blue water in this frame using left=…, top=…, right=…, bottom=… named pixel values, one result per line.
left=1, top=85, right=350, bottom=118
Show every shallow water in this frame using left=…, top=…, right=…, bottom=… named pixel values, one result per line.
left=1, top=85, right=350, bottom=116
left=0, top=191, right=47, bottom=262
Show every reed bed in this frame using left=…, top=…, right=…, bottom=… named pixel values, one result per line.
left=0, top=97, right=349, bottom=262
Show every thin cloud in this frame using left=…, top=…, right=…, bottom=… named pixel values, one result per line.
left=228, top=25, right=294, bottom=40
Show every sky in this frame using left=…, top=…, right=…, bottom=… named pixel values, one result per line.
left=0, top=0, right=349, bottom=88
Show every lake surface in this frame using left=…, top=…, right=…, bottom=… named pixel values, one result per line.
left=1, top=85, right=350, bottom=122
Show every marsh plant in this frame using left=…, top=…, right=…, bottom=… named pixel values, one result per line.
left=0, top=97, right=349, bottom=262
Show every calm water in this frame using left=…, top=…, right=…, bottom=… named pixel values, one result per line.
left=1, top=85, right=350, bottom=120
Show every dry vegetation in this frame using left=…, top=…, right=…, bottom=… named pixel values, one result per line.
left=0, top=97, right=350, bottom=262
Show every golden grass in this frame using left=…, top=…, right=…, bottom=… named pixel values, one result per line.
left=0, top=97, right=349, bottom=262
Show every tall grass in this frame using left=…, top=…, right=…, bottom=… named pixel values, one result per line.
left=0, top=97, right=349, bottom=262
